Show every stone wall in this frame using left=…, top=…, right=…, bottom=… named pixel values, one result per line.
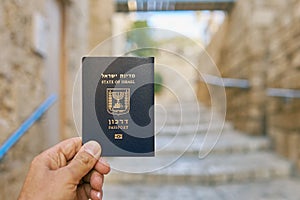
left=88, top=0, right=114, bottom=50
left=0, top=1, right=47, bottom=197
left=198, top=0, right=300, bottom=168
left=198, top=0, right=285, bottom=135
left=267, top=0, right=300, bottom=167
left=0, top=0, right=92, bottom=198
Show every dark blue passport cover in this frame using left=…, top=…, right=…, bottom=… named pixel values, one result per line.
left=82, top=57, right=155, bottom=157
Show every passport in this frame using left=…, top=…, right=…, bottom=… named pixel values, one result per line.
left=82, top=57, right=155, bottom=157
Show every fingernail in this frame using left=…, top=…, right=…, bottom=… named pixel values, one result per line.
left=97, top=191, right=102, bottom=200
left=99, top=157, right=110, bottom=167
left=84, top=141, right=101, bottom=158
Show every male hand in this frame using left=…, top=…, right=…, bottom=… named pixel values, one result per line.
left=18, top=137, right=110, bottom=200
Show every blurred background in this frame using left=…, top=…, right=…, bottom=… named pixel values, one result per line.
left=1, top=0, right=300, bottom=199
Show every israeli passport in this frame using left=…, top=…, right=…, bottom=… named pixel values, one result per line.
left=82, top=57, right=155, bottom=157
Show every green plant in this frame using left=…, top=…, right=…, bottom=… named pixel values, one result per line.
left=127, top=20, right=157, bottom=56
left=154, top=72, right=163, bottom=94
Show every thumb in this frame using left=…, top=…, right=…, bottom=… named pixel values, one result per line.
left=63, top=141, right=102, bottom=183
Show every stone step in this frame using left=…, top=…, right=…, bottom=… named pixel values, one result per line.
left=155, top=108, right=216, bottom=124
left=156, top=131, right=270, bottom=156
left=105, top=152, right=292, bottom=185
left=104, top=179, right=300, bottom=200
left=156, top=102, right=209, bottom=113
left=155, top=115, right=216, bottom=126
left=155, top=107, right=211, bottom=115
left=156, top=122, right=232, bottom=135
left=155, top=111, right=226, bottom=126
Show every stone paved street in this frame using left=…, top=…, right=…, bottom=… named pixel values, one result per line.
left=103, top=103, right=300, bottom=200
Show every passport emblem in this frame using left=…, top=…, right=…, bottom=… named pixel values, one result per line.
left=107, top=88, right=130, bottom=115
left=114, top=133, right=123, bottom=140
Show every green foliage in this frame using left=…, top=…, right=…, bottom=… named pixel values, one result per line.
left=127, top=21, right=162, bottom=93
left=127, top=20, right=156, bottom=56
left=154, top=72, right=163, bottom=94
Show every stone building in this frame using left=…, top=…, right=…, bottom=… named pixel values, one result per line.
left=198, top=0, right=300, bottom=168
left=0, top=0, right=113, bottom=198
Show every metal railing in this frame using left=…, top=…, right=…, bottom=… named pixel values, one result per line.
left=203, top=74, right=300, bottom=99
left=202, top=74, right=250, bottom=89
left=267, top=88, right=300, bottom=99
left=0, top=94, right=58, bottom=160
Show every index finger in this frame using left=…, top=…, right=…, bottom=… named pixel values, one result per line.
left=52, top=137, right=82, bottom=161
left=94, top=158, right=111, bottom=175
left=40, top=137, right=82, bottom=169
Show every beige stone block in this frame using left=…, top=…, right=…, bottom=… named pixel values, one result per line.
left=89, top=0, right=113, bottom=50
left=291, top=50, right=300, bottom=69
left=287, top=133, right=300, bottom=162
left=282, top=73, right=300, bottom=88
left=293, top=1, right=300, bottom=18
left=252, top=9, right=275, bottom=27
left=280, top=112, right=300, bottom=129
left=267, top=63, right=286, bottom=84
left=267, top=127, right=278, bottom=141
left=248, top=107, right=262, bottom=118
left=275, top=131, right=288, bottom=157
left=247, top=40, right=266, bottom=57
left=267, top=99, right=282, bottom=114
left=0, top=117, right=10, bottom=142
left=0, top=5, right=4, bottom=29
left=246, top=120, right=262, bottom=135
left=251, top=93, right=266, bottom=105
left=254, top=0, right=287, bottom=8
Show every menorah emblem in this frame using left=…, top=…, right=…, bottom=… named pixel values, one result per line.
left=107, top=88, right=130, bottom=115
left=112, top=91, right=124, bottom=109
